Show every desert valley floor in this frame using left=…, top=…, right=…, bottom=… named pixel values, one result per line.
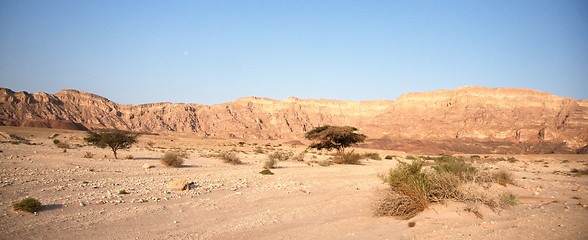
left=0, top=126, right=587, bottom=240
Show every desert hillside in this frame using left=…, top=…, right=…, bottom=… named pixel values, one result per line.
left=1, top=86, right=586, bottom=153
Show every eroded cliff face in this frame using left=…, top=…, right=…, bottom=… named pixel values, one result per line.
left=365, top=87, right=587, bottom=149
left=1, top=86, right=586, bottom=153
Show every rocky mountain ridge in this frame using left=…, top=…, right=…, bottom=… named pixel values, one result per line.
left=1, top=86, right=586, bottom=153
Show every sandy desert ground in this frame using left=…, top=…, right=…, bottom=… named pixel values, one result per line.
left=0, top=126, right=587, bottom=240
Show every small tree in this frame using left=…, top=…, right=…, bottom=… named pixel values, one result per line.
left=84, top=130, right=138, bottom=159
left=305, top=125, right=367, bottom=152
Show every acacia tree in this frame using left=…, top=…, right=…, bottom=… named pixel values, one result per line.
left=305, top=125, right=367, bottom=152
left=84, top=130, right=138, bottom=159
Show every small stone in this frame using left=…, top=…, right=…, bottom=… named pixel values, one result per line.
left=142, top=163, right=153, bottom=169
left=79, top=202, right=86, bottom=207
left=174, top=220, right=178, bottom=224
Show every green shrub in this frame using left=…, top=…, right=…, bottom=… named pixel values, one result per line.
left=118, top=189, right=129, bottom=194
left=432, top=155, right=477, bottom=181
left=217, top=151, right=242, bottom=165
left=13, top=197, right=42, bottom=213
left=161, top=152, right=184, bottom=167
left=363, top=152, right=381, bottom=160
left=259, top=169, right=274, bottom=175
left=53, top=139, right=60, bottom=145
left=332, top=150, right=362, bottom=165
left=382, top=160, right=430, bottom=210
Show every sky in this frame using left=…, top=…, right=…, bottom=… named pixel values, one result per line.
left=1, top=0, right=587, bottom=105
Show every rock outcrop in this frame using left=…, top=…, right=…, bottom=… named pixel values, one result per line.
left=1, top=86, right=586, bottom=153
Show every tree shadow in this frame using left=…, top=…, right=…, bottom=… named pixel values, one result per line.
left=134, top=157, right=160, bottom=160
left=180, top=164, right=201, bottom=168
left=41, top=204, right=64, bottom=211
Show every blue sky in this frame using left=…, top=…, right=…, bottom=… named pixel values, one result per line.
left=1, top=1, right=586, bottom=104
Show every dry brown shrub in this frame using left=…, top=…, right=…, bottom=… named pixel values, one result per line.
left=217, top=151, right=242, bottom=165
left=374, top=191, right=423, bottom=219
left=429, top=172, right=463, bottom=200
left=161, top=152, right=184, bottom=168
left=494, top=169, right=514, bottom=186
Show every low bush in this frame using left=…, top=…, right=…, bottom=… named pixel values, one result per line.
left=382, top=160, right=430, bottom=210
left=429, top=172, right=463, bottom=200
left=374, top=191, right=422, bottom=219
left=55, top=141, right=70, bottom=149
left=118, top=190, right=129, bottom=194
left=83, top=152, right=94, bottom=158
left=161, top=152, right=184, bottom=167
left=376, top=157, right=513, bottom=219
left=268, top=151, right=293, bottom=161
left=217, top=151, right=242, bottom=165
left=363, top=152, right=381, bottom=160
left=318, top=160, right=332, bottom=167
left=571, top=168, right=588, bottom=176
left=125, top=154, right=134, bottom=159
left=292, top=151, right=306, bottom=162
left=494, top=169, right=514, bottom=186
left=13, top=197, right=42, bottom=213
left=500, top=192, right=518, bottom=206
left=332, top=150, right=362, bottom=165
left=254, top=147, right=264, bottom=154
left=405, top=155, right=417, bottom=160
left=384, top=155, right=395, bottom=160
left=264, top=159, right=277, bottom=169
left=259, top=169, right=274, bottom=175
left=432, top=155, right=477, bottom=181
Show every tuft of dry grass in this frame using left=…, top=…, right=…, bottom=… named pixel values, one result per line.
left=83, top=152, right=94, bottom=158
left=500, top=192, right=518, bottom=206
left=217, top=151, right=242, bottom=165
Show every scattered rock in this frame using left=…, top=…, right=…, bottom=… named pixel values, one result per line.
left=168, top=178, right=189, bottom=191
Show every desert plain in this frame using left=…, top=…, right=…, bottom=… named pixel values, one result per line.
left=0, top=126, right=587, bottom=240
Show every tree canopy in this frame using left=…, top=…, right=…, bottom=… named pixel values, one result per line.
left=84, top=130, right=138, bottom=159
left=305, top=125, right=367, bottom=152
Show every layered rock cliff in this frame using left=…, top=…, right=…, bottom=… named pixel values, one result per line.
left=1, top=86, right=586, bottom=153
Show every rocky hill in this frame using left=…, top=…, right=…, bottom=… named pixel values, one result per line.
left=1, top=86, right=586, bottom=153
